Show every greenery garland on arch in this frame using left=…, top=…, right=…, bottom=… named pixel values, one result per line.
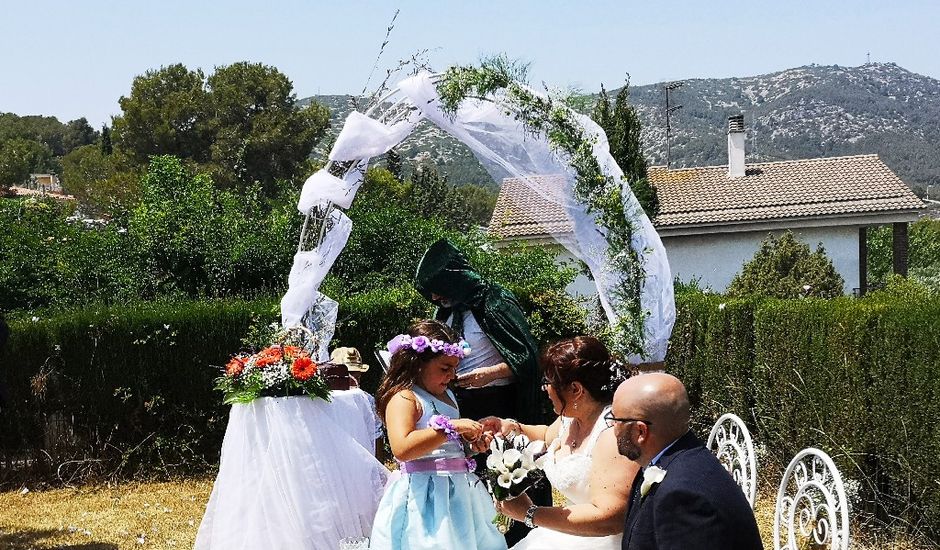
left=436, top=57, right=649, bottom=358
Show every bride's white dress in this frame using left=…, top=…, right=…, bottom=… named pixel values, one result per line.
left=512, top=406, right=622, bottom=550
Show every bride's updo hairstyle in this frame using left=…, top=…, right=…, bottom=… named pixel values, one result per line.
left=541, top=336, right=634, bottom=412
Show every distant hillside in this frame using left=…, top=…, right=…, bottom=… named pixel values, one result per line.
left=299, top=62, right=940, bottom=194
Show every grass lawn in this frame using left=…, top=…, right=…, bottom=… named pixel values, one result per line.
left=0, top=478, right=932, bottom=549
left=0, top=479, right=212, bottom=549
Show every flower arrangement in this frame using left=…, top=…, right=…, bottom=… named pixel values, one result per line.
left=484, top=434, right=548, bottom=501
left=214, top=327, right=332, bottom=405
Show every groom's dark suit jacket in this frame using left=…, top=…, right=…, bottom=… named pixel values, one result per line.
left=621, top=431, right=763, bottom=550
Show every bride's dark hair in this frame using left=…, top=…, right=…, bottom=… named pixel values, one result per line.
left=541, top=336, right=634, bottom=413
left=375, top=320, right=460, bottom=423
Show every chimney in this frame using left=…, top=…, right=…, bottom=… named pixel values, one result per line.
left=727, top=114, right=746, bottom=178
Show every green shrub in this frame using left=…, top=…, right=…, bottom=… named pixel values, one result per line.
left=727, top=230, right=844, bottom=299
left=868, top=218, right=940, bottom=285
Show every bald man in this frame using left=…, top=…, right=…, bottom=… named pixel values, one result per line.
left=611, top=373, right=762, bottom=550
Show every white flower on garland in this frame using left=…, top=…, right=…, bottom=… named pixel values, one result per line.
left=641, top=465, right=667, bottom=497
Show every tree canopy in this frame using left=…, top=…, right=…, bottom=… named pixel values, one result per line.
left=111, top=62, right=330, bottom=197
left=592, top=80, right=659, bottom=219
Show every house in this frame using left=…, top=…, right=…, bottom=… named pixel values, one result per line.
left=9, top=174, right=74, bottom=200
left=488, top=116, right=925, bottom=296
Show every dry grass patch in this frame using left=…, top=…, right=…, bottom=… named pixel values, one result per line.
left=0, top=479, right=212, bottom=549
left=0, top=479, right=935, bottom=549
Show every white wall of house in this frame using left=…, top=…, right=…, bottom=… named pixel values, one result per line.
left=510, top=224, right=866, bottom=300
left=551, top=247, right=600, bottom=298
left=661, top=225, right=861, bottom=294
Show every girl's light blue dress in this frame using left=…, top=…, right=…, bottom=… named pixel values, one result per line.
left=369, top=386, right=507, bottom=550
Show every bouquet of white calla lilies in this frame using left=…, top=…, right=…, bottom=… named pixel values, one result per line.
left=484, top=433, right=548, bottom=500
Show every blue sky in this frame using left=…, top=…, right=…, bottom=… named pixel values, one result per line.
left=2, top=0, right=938, bottom=128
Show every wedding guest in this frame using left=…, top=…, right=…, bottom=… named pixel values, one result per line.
left=414, top=238, right=541, bottom=424
left=612, top=373, right=763, bottom=550
left=483, top=336, right=640, bottom=549
left=370, top=320, right=506, bottom=550
left=330, top=346, right=387, bottom=462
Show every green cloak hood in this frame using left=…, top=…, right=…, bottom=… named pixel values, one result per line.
left=415, top=239, right=542, bottom=423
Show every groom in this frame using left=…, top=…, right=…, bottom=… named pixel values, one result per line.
left=612, top=373, right=763, bottom=550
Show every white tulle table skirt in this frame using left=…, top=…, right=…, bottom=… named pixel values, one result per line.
left=195, top=391, right=389, bottom=550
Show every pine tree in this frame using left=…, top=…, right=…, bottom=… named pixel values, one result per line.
left=593, top=81, right=659, bottom=218
left=386, top=147, right=403, bottom=181
left=99, top=125, right=113, bottom=155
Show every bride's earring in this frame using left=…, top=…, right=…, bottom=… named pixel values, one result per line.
left=573, top=400, right=579, bottom=411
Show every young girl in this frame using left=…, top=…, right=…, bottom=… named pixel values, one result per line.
left=370, top=320, right=507, bottom=550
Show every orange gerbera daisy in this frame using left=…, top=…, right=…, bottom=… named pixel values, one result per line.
left=291, top=356, right=318, bottom=381
left=225, top=357, right=246, bottom=376
left=254, top=346, right=284, bottom=368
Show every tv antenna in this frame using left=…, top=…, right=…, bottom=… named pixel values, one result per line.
left=663, top=81, right=684, bottom=169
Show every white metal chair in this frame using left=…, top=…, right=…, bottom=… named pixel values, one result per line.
left=373, top=349, right=391, bottom=373
left=706, top=413, right=757, bottom=508
left=774, top=448, right=850, bottom=550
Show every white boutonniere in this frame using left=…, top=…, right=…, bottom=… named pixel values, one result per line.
left=640, top=465, right=667, bottom=497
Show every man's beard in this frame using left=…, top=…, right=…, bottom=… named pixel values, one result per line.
left=617, top=431, right=641, bottom=461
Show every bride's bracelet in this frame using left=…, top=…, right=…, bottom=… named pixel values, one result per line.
left=428, top=414, right=462, bottom=443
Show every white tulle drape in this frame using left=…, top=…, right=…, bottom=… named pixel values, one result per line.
left=287, top=71, right=674, bottom=362
left=195, top=392, right=388, bottom=550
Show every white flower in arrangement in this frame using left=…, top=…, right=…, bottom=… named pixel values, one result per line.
left=497, top=471, right=513, bottom=489
left=261, top=362, right=290, bottom=386
left=485, top=433, right=548, bottom=500
left=640, top=465, right=667, bottom=497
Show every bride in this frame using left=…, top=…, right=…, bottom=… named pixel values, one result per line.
left=482, top=336, right=639, bottom=549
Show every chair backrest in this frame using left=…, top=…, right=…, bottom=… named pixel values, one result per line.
left=374, top=349, right=391, bottom=373
left=706, top=413, right=757, bottom=508
left=774, top=448, right=850, bottom=550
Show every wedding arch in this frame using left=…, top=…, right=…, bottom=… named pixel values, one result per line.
left=281, top=60, right=675, bottom=363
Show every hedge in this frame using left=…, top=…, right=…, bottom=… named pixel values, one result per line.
left=0, top=283, right=583, bottom=485
left=0, top=299, right=276, bottom=484
left=667, top=291, right=940, bottom=540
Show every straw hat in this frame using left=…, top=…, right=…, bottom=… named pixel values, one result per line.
left=330, top=347, right=369, bottom=373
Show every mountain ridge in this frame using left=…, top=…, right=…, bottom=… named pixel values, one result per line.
left=299, top=62, right=940, bottom=195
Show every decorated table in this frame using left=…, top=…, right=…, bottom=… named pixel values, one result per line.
left=195, top=390, right=388, bottom=550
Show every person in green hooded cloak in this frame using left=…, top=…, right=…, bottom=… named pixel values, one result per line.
left=415, top=238, right=551, bottom=546
left=414, top=238, right=543, bottom=426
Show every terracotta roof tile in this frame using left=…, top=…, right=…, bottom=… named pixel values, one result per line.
left=487, top=154, right=924, bottom=239
left=649, top=154, right=923, bottom=226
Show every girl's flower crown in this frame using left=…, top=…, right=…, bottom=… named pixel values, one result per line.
left=387, top=334, right=471, bottom=359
